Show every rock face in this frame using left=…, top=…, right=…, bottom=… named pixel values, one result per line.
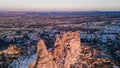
left=29, top=32, right=119, bottom=68
left=2, top=45, right=21, bottom=55
left=52, top=32, right=81, bottom=68
left=29, top=32, right=81, bottom=68
left=6, top=45, right=21, bottom=55
left=28, top=40, right=57, bottom=68
left=0, top=45, right=21, bottom=68
left=72, top=44, right=116, bottom=68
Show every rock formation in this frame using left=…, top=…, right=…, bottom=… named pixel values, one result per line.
left=29, top=32, right=119, bottom=68
left=2, top=44, right=21, bottom=55
left=51, top=32, right=81, bottom=68
left=6, top=45, right=21, bottom=55
left=28, top=40, right=57, bottom=68
left=0, top=45, right=21, bottom=68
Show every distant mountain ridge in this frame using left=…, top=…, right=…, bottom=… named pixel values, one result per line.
left=0, top=11, right=120, bottom=16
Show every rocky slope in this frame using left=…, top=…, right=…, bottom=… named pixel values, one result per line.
left=28, top=32, right=119, bottom=68
left=0, top=45, right=21, bottom=67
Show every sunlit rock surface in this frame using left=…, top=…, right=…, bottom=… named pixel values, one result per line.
left=28, top=32, right=119, bottom=68
left=1, top=45, right=21, bottom=55
left=52, top=32, right=81, bottom=68
left=71, top=44, right=118, bottom=68
left=0, top=45, right=22, bottom=67
left=29, top=32, right=81, bottom=68
left=5, top=45, right=21, bottom=55
left=28, top=40, right=57, bottom=68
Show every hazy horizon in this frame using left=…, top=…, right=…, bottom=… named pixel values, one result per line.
left=0, top=0, right=120, bottom=11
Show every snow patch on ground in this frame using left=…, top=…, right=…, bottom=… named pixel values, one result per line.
left=9, top=54, right=37, bottom=68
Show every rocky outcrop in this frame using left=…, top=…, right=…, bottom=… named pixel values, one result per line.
left=0, top=45, right=21, bottom=68
left=28, top=32, right=119, bottom=68
left=28, top=40, right=57, bottom=68
left=71, top=44, right=117, bottom=68
left=6, top=45, right=21, bottom=55
left=29, top=32, right=81, bottom=68
left=1, top=44, right=21, bottom=55
left=51, top=32, right=81, bottom=68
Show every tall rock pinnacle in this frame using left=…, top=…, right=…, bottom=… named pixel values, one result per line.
left=29, top=32, right=81, bottom=68
left=52, top=32, right=81, bottom=68
left=28, top=40, right=57, bottom=68
left=28, top=32, right=116, bottom=68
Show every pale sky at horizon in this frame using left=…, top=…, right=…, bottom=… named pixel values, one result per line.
left=0, top=0, right=120, bottom=11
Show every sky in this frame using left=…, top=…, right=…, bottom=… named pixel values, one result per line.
left=0, top=0, right=120, bottom=11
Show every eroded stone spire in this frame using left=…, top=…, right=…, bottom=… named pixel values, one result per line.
left=52, top=32, right=81, bottom=68
left=28, top=40, right=57, bottom=68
